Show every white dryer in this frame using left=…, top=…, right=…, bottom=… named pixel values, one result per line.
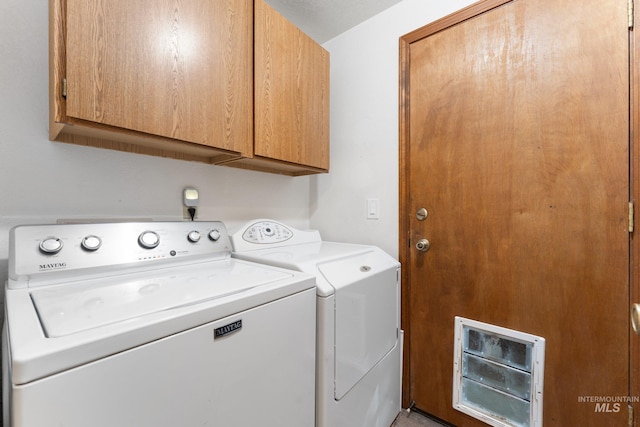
left=231, top=219, right=403, bottom=427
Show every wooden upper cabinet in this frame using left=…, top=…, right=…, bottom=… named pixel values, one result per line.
left=50, top=0, right=253, bottom=163
left=49, top=0, right=329, bottom=175
left=249, top=0, right=330, bottom=175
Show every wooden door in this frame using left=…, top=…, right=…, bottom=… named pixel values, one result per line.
left=399, top=0, right=631, bottom=425
left=64, top=0, right=253, bottom=154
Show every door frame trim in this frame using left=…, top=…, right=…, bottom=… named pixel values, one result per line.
left=630, top=0, right=639, bottom=412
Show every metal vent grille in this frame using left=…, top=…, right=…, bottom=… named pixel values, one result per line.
left=453, top=317, right=545, bottom=427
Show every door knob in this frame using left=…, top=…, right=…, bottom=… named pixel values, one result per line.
left=416, top=238, right=430, bottom=252
left=632, top=304, right=640, bottom=335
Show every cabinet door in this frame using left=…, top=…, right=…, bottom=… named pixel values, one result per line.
left=254, top=0, right=330, bottom=170
left=64, top=0, right=252, bottom=155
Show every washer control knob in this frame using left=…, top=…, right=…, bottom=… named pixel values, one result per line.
left=208, top=229, right=221, bottom=242
left=138, top=231, right=160, bottom=249
left=81, top=235, right=102, bottom=251
left=39, top=237, right=63, bottom=254
left=187, top=230, right=201, bottom=243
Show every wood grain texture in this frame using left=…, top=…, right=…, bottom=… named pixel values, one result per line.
left=253, top=0, right=329, bottom=171
left=61, top=0, right=252, bottom=155
left=49, top=0, right=67, bottom=139
left=51, top=0, right=327, bottom=174
left=220, top=156, right=327, bottom=176
left=54, top=120, right=242, bottom=164
left=400, top=0, right=630, bottom=425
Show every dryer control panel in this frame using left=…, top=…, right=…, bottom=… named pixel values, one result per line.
left=233, top=220, right=322, bottom=251
left=240, top=220, right=293, bottom=244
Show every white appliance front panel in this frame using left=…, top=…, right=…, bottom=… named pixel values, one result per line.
left=316, top=296, right=403, bottom=427
left=318, top=254, right=399, bottom=400
left=9, top=289, right=316, bottom=427
left=6, top=258, right=314, bottom=385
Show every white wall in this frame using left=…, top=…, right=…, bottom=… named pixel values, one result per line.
left=313, top=0, right=477, bottom=258
left=0, top=1, right=312, bottom=290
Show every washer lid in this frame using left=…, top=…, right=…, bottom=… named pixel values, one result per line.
left=31, top=259, right=293, bottom=338
left=317, top=250, right=400, bottom=400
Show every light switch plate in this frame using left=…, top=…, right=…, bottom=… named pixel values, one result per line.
left=367, top=198, right=379, bottom=220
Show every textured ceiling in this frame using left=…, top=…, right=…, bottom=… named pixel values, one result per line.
left=264, top=0, right=403, bottom=43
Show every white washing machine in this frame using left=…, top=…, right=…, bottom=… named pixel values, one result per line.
left=2, top=221, right=316, bottom=427
left=231, top=219, right=403, bottom=427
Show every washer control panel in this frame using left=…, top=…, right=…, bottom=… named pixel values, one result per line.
left=9, top=221, right=231, bottom=287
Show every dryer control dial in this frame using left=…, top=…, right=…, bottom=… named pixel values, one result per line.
left=187, top=230, right=201, bottom=243
left=138, top=231, right=160, bottom=249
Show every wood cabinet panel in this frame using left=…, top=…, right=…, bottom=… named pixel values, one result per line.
left=50, top=0, right=329, bottom=175
left=252, top=0, right=330, bottom=172
left=50, top=0, right=253, bottom=163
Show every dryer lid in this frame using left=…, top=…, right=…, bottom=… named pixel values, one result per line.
left=232, top=241, right=377, bottom=297
left=317, top=248, right=399, bottom=292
